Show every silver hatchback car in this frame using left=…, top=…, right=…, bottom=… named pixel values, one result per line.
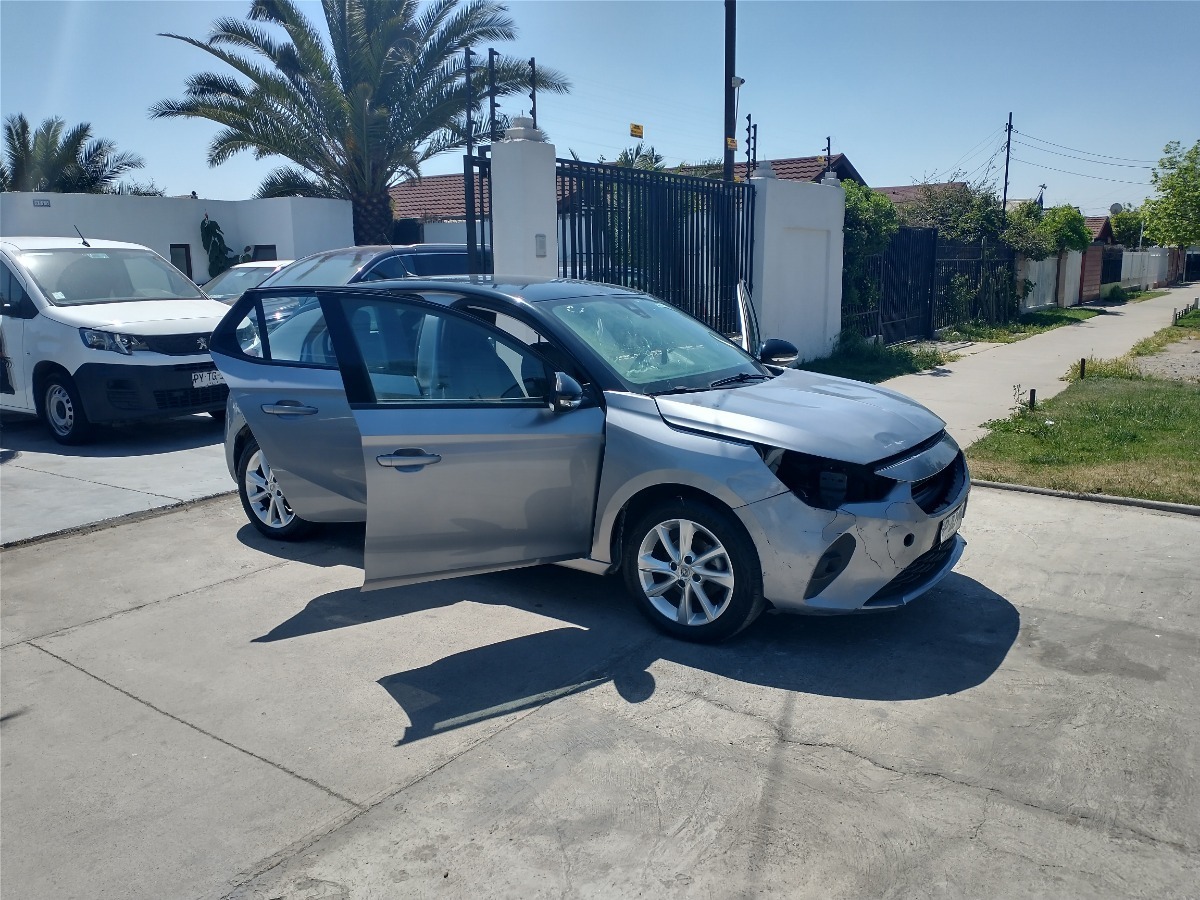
left=211, top=278, right=968, bottom=642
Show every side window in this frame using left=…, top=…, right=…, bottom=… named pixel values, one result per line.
left=341, top=297, right=549, bottom=404
left=0, top=262, right=35, bottom=319
left=467, top=306, right=588, bottom=384
left=228, top=294, right=333, bottom=367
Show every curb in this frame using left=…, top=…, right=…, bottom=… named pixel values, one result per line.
left=0, top=491, right=238, bottom=551
left=971, top=479, right=1200, bottom=517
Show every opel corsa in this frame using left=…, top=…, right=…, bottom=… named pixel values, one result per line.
left=212, top=278, right=968, bottom=642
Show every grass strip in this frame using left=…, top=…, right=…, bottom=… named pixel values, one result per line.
left=1064, top=308, right=1200, bottom=380
left=968, top=377, right=1200, bottom=506
left=796, top=333, right=955, bottom=383
left=939, top=307, right=1100, bottom=344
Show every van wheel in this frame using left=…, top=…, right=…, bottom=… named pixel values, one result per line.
left=622, top=497, right=765, bottom=642
left=237, top=437, right=314, bottom=540
left=42, top=373, right=93, bottom=445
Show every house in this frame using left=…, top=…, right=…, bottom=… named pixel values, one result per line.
left=873, top=182, right=967, bottom=206
left=1085, top=216, right=1114, bottom=244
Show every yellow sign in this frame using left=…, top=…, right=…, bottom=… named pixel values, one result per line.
left=726, top=136, right=738, bottom=150
left=630, top=123, right=644, bottom=138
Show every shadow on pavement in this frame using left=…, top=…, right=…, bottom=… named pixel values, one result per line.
left=0, top=412, right=223, bottom=458
left=235, top=521, right=365, bottom=568
left=255, top=562, right=1019, bottom=744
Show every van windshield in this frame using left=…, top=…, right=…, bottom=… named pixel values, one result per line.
left=20, top=248, right=204, bottom=306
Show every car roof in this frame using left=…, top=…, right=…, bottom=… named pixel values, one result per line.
left=0, top=236, right=156, bottom=253
left=297, top=243, right=470, bottom=260
left=227, top=259, right=293, bottom=269
left=327, top=274, right=644, bottom=303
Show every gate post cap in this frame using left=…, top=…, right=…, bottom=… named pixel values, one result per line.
left=504, top=115, right=546, bottom=142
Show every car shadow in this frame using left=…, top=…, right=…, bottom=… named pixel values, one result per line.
left=0, top=412, right=223, bottom=458
left=235, top=521, right=366, bottom=568
left=254, top=562, right=1018, bottom=745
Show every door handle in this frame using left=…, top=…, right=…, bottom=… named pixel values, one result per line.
left=261, top=403, right=318, bottom=416
left=377, top=449, right=442, bottom=469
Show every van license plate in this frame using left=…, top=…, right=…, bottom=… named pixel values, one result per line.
left=192, top=369, right=225, bottom=388
left=939, top=500, right=966, bottom=544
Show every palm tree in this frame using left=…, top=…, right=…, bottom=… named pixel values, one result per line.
left=151, top=0, right=569, bottom=244
left=1, top=114, right=146, bottom=193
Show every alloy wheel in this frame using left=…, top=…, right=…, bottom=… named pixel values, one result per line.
left=243, top=448, right=296, bottom=530
left=636, top=518, right=736, bottom=626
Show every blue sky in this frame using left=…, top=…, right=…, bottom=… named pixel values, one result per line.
left=2, top=1, right=1196, bottom=215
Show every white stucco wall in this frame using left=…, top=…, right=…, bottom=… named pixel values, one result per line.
left=1120, top=249, right=1171, bottom=289
left=749, top=176, right=845, bottom=363
left=1057, top=250, right=1083, bottom=307
left=1019, top=255, right=1059, bottom=310
left=490, top=136, right=559, bottom=278
left=0, top=192, right=352, bottom=280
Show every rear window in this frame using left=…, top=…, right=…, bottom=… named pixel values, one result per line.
left=19, top=248, right=204, bottom=306
left=263, top=249, right=377, bottom=287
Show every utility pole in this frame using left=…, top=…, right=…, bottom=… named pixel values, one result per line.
left=1000, top=111, right=1013, bottom=225
left=723, top=0, right=736, bottom=181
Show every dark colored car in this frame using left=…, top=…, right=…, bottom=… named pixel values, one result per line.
left=260, top=244, right=489, bottom=290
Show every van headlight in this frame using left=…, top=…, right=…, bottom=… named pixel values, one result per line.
left=79, top=328, right=149, bottom=355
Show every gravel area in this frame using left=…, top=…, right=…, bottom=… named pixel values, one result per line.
left=1135, top=333, right=1200, bottom=382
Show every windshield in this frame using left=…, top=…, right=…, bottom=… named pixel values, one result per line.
left=262, top=249, right=376, bottom=287
left=202, top=265, right=277, bottom=301
left=544, top=293, right=764, bottom=394
left=20, top=248, right=204, bottom=306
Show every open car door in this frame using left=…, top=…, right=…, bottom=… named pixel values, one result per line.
left=735, top=280, right=761, bottom=355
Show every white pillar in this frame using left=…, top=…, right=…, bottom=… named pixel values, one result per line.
left=489, top=117, right=559, bottom=278
left=749, top=176, right=845, bottom=362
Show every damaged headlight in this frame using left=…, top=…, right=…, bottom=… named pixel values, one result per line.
left=759, top=446, right=895, bottom=510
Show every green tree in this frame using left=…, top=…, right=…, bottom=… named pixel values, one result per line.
left=1001, top=200, right=1053, bottom=260
left=601, top=142, right=666, bottom=171
left=152, top=0, right=569, bottom=245
left=896, top=179, right=1003, bottom=245
left=1, top=114, right=146, bottom=193
left=1110, top=204, right=1145, bottom=248
left=841, top=179, right=899, bottom=313
left=1038, top=204, right=1092, bottom=254
left=1143, top=139, right=1200, bottom=251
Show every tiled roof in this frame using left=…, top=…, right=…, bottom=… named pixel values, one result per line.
left=874, top=183, right=967, bottom=205
left=1085, top=216, right=1113, bottom=241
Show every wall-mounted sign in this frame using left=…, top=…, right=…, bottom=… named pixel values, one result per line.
left=630, top=123, right=643, bottom=139
left=32, top=199, right=51, bottom=208
left=725, top=137, right=738, bottom=151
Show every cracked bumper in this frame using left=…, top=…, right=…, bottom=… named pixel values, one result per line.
left=735, top=483, right=969, bottom=614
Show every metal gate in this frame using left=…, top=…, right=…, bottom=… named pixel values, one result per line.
left=555, top=158, right=754, bottom=335
left=463, top=151, right=493, bottom=274
left=878, top=227, right=937, bottom=343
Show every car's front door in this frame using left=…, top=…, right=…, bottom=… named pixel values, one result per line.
left=328, top=292, right=606, bottom=590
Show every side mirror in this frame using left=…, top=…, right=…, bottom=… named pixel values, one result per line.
left=758, top=338, right=799, bottom=367
left=551, top=371, right=584, bottom=413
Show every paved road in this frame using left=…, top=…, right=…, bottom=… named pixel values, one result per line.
left=2, top=488, right=1195, bottom=899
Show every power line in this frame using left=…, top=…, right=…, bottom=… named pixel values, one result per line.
left=933, top=126, right=1005, bottom=180
left=1010, top=156, right=1152, bottom=186
left=1012, top=139, right=1153, bottom=169
left=1013, top=130, right=1157, bottom=164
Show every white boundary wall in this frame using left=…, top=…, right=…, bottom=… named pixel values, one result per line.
left=1057, top=250, right=1083, bottom=307
left=0, top=192, right=352, bottom=279
left=750, top=176, right=845, bottom=362
left=1121, top=249, right=1171, bottom=289
left=1018, top=255, right=1058, bottom=310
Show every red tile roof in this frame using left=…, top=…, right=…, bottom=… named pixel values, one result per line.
left=874, top=182, right=967, bottom=205
left=1085, top=216, right=1113, bottom=242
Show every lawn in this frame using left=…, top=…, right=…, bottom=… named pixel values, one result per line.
left=1063, top=306, right=1200, bottom=379
left=796, top=333, right=954, bottom=383
left=939, top=307, right=1100, bottom=344
left=967, top=376, right=1200, bottom=506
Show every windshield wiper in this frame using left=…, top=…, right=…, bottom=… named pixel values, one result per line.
left=709, top=372, right=771, bottom=388
left=652, top=385, right=712, bottom=396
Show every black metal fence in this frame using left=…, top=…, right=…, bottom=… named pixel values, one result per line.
left=463, top=151, right=493, bottom=274
left=844, top=230, right=1018, bottom=344
left=556, top=158, right=755, bottom=335
left=1101, top=246, right=1123, bottom=284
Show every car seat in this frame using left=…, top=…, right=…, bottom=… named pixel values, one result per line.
left=433, top=316, right=521, bottom=400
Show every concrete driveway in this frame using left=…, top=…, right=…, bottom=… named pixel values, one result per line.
left=1, top=486, right=1195, bottom=899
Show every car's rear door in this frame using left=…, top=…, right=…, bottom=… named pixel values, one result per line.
left=210, top=290, right=367, bottom=520
left=325, top=291, right=605, bottom=590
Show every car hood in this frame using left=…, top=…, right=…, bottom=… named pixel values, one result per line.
left=41, top=299, right=230, bottom=334
left=654, top=368, right=945, bottom=465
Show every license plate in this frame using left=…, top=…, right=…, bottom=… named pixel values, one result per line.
left=192, top=369, right=225, bottom=389
left=939, top=499, right=967, bottom=543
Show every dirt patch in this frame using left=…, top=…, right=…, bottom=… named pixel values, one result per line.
left=1135, top=334, right=1200, bottom=382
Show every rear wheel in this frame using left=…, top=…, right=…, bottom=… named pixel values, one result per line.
left=41, top=373, right=93, bottom=445
left=237, top=437, right=314, bottom=540
left=622, top=498, right=765, bottom=642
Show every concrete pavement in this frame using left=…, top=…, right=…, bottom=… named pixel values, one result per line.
left=2, top=488, right=1197, bottom=899
left=883, top=285, right=1200, bottom=446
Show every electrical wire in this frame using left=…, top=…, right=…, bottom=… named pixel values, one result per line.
left=933, top=126, right=1005, bottom=180
left=1012, top=139, right=1153, bottom=169
left=1010, top=156, right=1152, bottom=186
left=1013, top=130, right=1157, bottom=164
left=964, top=139, right=1007, bottom=183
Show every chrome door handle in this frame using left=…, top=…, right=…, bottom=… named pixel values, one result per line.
left=377, top=450, right=442, bottom=468
left=261, top=403, right=318, bottom=416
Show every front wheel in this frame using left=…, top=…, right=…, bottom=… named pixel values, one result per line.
left=41, top=373, right=94, bottom=445
left=237, top=437, right=314, bottom=540
left=622, top=498, right=765, bottom=642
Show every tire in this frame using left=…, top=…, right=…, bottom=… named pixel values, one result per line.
left=622, top=497, right=766, bottom=643
left=41, top=372, right=94, bottom=445
left=237, top=437, right=314, bottom=540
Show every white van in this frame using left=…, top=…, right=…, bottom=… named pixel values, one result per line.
left=0, top=236, right=232, bottom=444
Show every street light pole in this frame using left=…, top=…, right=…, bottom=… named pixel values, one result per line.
left=723, top=0, right=736, bottom=182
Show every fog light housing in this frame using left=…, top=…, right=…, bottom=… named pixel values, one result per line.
left=804, top=533, right=856, bottom=599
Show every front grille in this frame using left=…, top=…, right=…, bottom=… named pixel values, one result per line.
left=106, top=389, right=141, bottom=410
left=865, top=538, right=958, bottom=606
left=153, top=384, right=228, bottom=410
left=140, top=333, right=213, bottom=356
left=911, top=452, right=966, bottom=514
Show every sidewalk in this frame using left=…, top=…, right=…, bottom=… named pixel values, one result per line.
left=882, top=284, right=1200, bottom=447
